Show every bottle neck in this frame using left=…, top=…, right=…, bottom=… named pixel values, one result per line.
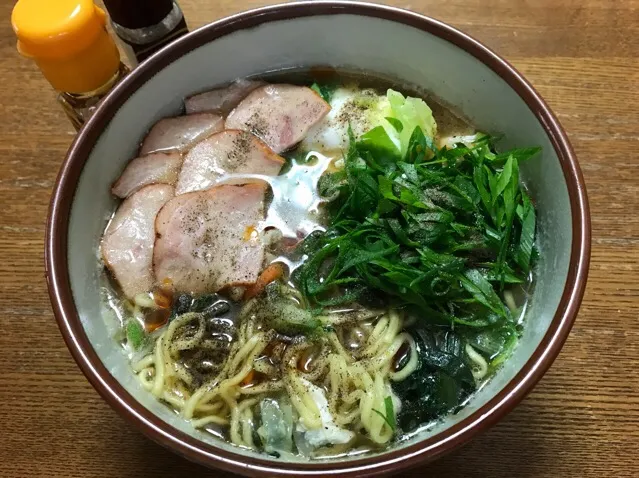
left=60, top=61, right=129, bottom=99
left=58, top=62, right=129, bottom=130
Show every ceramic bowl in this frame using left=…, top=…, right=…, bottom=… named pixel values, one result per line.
left=45, top=2, right=590, bottom=476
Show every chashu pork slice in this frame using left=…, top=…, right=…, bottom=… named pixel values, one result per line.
left=185, top=79, right=265, bottom=116
left=139, top=113, right=224, bottom=155
left=175, top=130, right=284, bottom=195
left=153, top=184, right=266, bottom=294
left=112, top=152, right=182, bottom=198
left=225, top=84, right=330, bottom=153
left=101, top=184, right=174, bottom=299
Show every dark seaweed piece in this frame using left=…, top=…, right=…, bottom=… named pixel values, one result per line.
left=393, top=327, right=475, bottom=432
left=170, top=293, right=224, bottom=320
left=191, top=294, right=218, bottom=312
left=202, top=300, right=231, bottom=318
left=171, top=293, right=193, bottom=318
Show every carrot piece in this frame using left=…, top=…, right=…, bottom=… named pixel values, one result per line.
left=243, top=263, right=285, bottom=300
left=240, top=369, right=255, bottom=387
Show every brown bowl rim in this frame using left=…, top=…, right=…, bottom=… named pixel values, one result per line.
left=45, top=2, right=591, bottom=476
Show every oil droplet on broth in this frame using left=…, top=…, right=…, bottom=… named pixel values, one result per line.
left=242, top=225, right=258, bottom=241
left=263, top=152, right=334, bottom=238
left=217, top=151, right=334, bottom=239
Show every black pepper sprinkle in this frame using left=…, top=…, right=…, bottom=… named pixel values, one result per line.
left=336, top=99, right=369, bottom=131
left=227, top=131, right=253, bottom=167
left=245, top=111, right=268, bottom=138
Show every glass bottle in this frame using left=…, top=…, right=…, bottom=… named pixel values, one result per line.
left=102, top=0, right=189, bottom=65
left=12, top=0, right=129, bottom=130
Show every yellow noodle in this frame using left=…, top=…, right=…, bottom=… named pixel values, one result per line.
left=253, top=359, right=277, bottom=376
left=465, top=343, right=489, bottom=380
left=172, top=361, right=194, bottom=387
left=137, top=368, right=154, bottom=391
left=151, top=334, right=166, bottom=397
left=334, top=408, right=360, bottom=426
left=184, top=333, right=267, bottom=418
left=327, top=332, right=354, bottom=363
left=162, top=391, right=186, bottom=409
left=195, top=401, right=225, bottom=414
left=136, top=299, right=416, bottom=451
left=361, top=336, right=403, bottom=373
left=225, top=391, right=243, bottom=447
left=166, top=313, right=205, bottom=356
left=389, top=334, right=418, bottom=381
left=503, top=289, right=518, bottom=313
left=191, top=415, right=229, bottom=427
left=239, top=380, right=284, bottom=395
left=286, top=374, right=322, bottom=429
left=242, top=407, right=255, bottom=448
left=132, top=354, right=154, bottom=372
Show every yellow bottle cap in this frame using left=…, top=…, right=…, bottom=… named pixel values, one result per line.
left=12, top=0, right=122, bottom=94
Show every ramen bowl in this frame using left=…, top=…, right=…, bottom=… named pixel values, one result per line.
left=45, top=2, right=590, bottom=476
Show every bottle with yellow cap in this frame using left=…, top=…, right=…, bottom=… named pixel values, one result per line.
left=12, top=0, right=129, bottom=130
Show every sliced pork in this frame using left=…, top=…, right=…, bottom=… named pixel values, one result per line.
left=140, top=113, right=223, bottom=155
left=102, top=184, right=174, bottom=299
left=185, top=79, right=265, bottom=116
left=175, top=130, right=284, bottom=195
left=153, top=184, right=266, bottom=294
left=111, top=152, right=182, bottom=198
left=225, top=84, right=330, bottom=153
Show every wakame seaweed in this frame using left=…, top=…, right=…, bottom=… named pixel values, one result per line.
left=170, top=293, right=231, bottom=320
left=393, top=327, right=476, bottom=431
left=292, top=122, right=539, bottom=422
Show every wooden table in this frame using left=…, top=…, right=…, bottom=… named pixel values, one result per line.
left=2, top=0, right=638, bottom=476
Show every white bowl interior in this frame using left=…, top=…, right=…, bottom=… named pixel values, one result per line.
left=67, top=12, right=571, bottom=463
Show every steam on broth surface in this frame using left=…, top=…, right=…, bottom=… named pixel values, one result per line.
left=100, top=71, right=539, bottom=459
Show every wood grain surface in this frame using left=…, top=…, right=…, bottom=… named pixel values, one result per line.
left=1, top=0, right=638, bottom=476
